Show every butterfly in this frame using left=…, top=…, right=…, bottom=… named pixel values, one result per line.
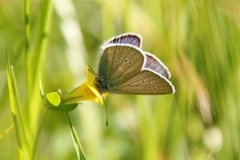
left=93, top=33, right=175, bottom=96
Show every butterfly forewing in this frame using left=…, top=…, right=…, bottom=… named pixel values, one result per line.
left=106, top=70, right=175, bottom=94
left=98, top=44, right=145, bottom=92
left=105, top=33, right=142, bottom=48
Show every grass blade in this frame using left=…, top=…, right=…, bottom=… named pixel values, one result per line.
left=6, top=49, right=27, bottom=158
left=66, top=112, right=87, bottom=160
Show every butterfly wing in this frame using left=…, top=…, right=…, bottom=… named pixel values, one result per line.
left=144, top=52, right=171, bottom=79
left=96, top=44, right=145, bottom=93
left=106, top=69, right=175, bottom=94
left=103, top=33, right=142, bottom=48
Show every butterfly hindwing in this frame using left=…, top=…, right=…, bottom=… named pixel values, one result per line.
left=144, top=52, right=171, bottom=79
left=106, top=69, right=175, bottom=95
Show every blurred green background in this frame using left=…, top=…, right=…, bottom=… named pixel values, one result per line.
left=1, top=0, right=240, bottom=159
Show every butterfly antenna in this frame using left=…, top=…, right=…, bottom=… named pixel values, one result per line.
left=105, top=97, right=109, bottom=127
left=88, top=66, right=99, bottom=76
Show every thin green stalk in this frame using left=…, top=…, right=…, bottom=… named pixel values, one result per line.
left=24, top=1, right=33, bottom=138
left=31, top=110, right=48, bottom=160
left=66, top=112, right=87, bottom=160
left=32, top=0, right=52, bottom=84
left=24, top=0, right=31, bottom=96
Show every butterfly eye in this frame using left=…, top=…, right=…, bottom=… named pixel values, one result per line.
left=129, top=61, right=132, bottom=65
left=120, top=59, right=123, bottom=62
left=124, top=59, right=128, bottom=63
left=114, top=60, right=118, bottom=63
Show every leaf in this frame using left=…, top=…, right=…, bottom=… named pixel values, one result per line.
left=44, top=92, right=78, bottom=112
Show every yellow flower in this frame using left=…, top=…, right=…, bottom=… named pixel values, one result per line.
left=61, top=66, right=104, bottom=105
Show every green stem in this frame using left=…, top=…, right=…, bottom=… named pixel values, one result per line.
left=31, top=110, right=48, bottom=160
left=66, top=112, right=87, bottom=160
left=32, top=0, right=53, bottom=85
left=24, top=0, right=31, bottom=129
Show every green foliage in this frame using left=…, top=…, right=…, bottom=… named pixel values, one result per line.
left=1, top=0, right=240, bottom=159
left=43, top=91, right=78, bottom=111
